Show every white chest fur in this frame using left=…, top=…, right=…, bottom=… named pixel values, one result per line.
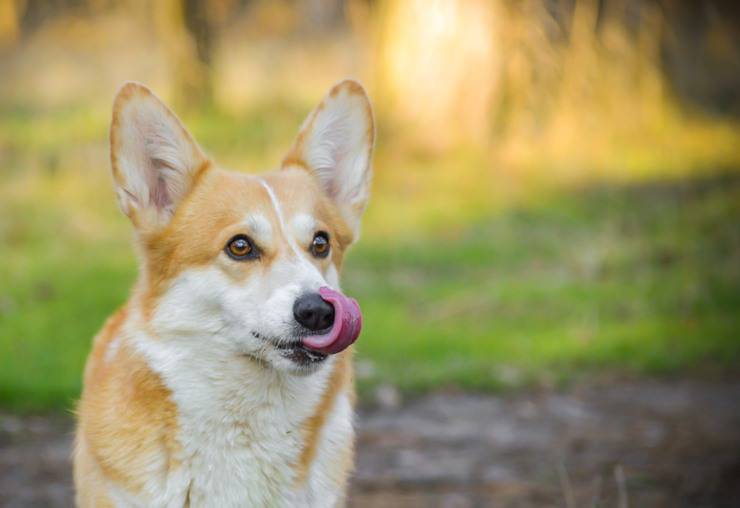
left=125, top=335, right=354, bottom=508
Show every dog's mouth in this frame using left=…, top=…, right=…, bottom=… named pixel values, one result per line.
left=251, top=331, right=329, bottom=366
left=274, top=340, right=329, bottom=365
left=249, top=288, right=362, bottom=368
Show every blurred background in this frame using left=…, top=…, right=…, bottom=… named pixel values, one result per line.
left=0, top=0, right=739, bottom=506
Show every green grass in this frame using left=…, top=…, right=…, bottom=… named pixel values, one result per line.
left=1, top=172, right=739, bottom=411
left=347, top=174, right=740, bottom=397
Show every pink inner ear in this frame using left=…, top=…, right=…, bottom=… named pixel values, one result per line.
left=150, top=174, right=172, bottom=210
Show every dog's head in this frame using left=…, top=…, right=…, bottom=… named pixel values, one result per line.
left=110, top=81, right=373, bottom=374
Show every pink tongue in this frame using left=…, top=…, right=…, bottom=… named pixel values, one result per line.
left=301, top=287, right=362, bottom=355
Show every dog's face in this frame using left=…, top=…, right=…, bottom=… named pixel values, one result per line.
left=110, top=81, right=373, bottom=374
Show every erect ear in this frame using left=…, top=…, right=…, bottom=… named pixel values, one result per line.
left=110, top=82, right=209, bottom=231
left=282, top=79, right=375, bottom=237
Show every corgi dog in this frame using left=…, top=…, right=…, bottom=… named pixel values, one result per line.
left=74, top=80, right=374, bottom=507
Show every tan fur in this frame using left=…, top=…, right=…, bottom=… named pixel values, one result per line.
left=262, top=169, right=355, bottom=262
left=110, top=84, right=208, bottom=231
left=75, top=80, right=371, bottom=506
left=135, top=167, right=353, bottom=317
left=76, top=169, right=355, bottom=494
left=75, top=170, right=357, bottom=504
left=75, top=307, right=181, bottom=504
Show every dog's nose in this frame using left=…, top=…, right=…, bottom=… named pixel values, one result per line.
left=293, top=293, right=335, bottom=331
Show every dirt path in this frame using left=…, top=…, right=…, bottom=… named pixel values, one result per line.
left=2, top=379, right=739, bottom=507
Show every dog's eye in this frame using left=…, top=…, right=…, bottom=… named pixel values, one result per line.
left=310, top=232, right=330, bottom=258
left=225, top=235, right=258, bottom=260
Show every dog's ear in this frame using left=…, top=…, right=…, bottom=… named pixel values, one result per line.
left=282, top=80, right=375, bottom=237
left=110, top=82, right=209, bottom=231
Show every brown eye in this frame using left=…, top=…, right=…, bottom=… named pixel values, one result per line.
left=310, top=232, right=330, bottom=258
left=225, top=235, right=258, bottom=260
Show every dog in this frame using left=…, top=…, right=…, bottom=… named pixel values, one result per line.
left=74, top=79, right=374, bottom=507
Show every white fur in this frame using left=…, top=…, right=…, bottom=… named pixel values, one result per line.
left=113, top=86, right=205, bottom=226
left=104, top=182, right=349, bottom=506
left=128, top=319, right=350, bottom=507
left=290, top=82, right=374, bottom=236
left=85, top=82, right=370, bottom=507
left=244, top=213, right=273, bottom=243
left=103, top=336, right=121, bottom=364
left=291, top=213, right=319, bottom=247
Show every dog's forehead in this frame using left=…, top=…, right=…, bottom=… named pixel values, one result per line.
left=258, top=168, right=354, bottom=251
left=259, top=168, right=323, bottom=217
left=180, top=169, right=317, bottom=223
left=164, top=167, right=344, bottom=262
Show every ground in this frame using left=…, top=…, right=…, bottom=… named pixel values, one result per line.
left=2, top=378, right=739, bottom=508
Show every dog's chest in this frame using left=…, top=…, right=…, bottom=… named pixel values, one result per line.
left=130, top=340, right=353, bottom=507
left=177, top=412, right=303, bottom=506
left=166, top=393, right=352, bottom=508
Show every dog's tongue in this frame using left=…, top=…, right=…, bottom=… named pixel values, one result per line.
left=301, top=287, right=362, bottom=355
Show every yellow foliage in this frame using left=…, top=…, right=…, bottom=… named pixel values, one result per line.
left=374, top=0, right=740, bottom=180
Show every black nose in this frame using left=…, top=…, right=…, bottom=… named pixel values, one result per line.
left=293, top=293, right=335, bottom=331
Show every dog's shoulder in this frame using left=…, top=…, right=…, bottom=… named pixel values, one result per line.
left=76, top=306, right=182, bottom=499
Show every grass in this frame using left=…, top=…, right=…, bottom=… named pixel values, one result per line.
left=1, top=0, right=739, bottom=415
left=348, top=173, right=740, bottom=397
left=1, top=168, right=738, bottom=411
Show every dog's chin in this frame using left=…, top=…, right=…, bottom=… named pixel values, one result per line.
left=246, top=341, right=328, bottom=376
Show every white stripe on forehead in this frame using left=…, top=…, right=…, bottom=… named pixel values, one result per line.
left=258, top=178, right=301, bottom=256
left=259, top=178, right=338, bottom=290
